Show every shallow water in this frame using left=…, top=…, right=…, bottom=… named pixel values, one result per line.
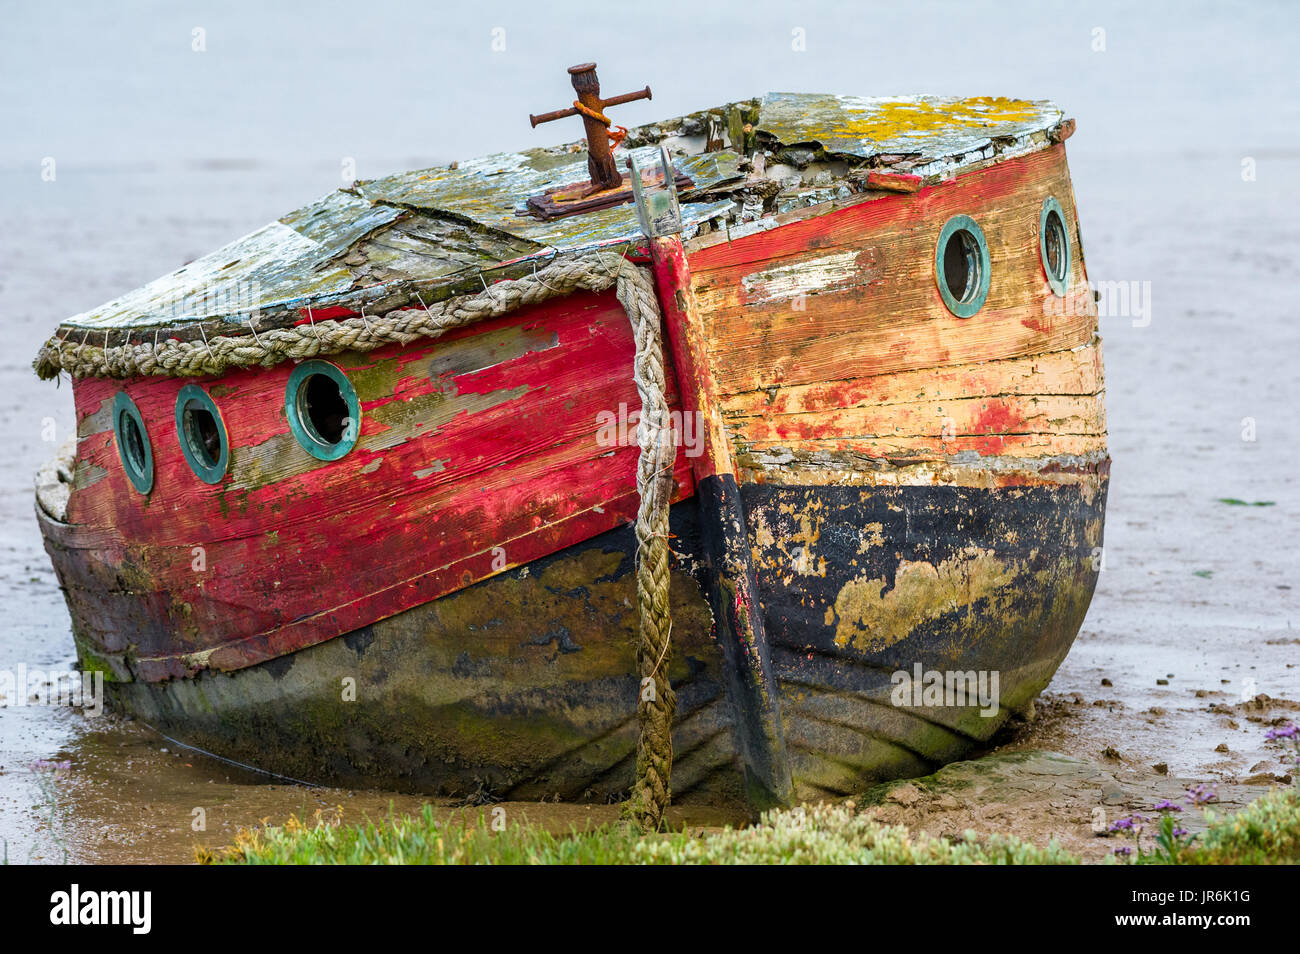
left=1, top=3, right=1296, bottom=862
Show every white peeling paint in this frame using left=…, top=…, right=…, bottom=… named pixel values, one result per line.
left=741, top=250, right=872, bottom=304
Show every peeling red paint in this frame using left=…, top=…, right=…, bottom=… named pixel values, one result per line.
left=56, top=290, right=696, bottom=681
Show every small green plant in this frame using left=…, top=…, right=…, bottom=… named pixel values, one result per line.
left=1106, top=725, right=1300, bottom=864
left=202, top=801, right=1079, bottom=865
left=1149, top=800, right=1195, bottom=863
left=207, top=730, right=1300, bottom=866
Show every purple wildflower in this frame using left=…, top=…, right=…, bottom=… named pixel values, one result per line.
left=1153, top=799, right=1182, bottom=813
left=1113, top=846, right=1132, bottom=856
left=1172, top=827, right=1189, bottom=838
left=1186, top=784, right=1217, bottom=806
left=1109, top=813, right=1149, bottom=833
left=1265, top=723, right=1298, bottom=741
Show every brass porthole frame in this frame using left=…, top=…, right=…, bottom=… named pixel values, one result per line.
left=935, top=214, right=992, bottom=318
left=175, top=384, right=230, bottom=484
left=1039, top=196, right=1071, bottom=297
left=113, top=391, right=154, bottom=495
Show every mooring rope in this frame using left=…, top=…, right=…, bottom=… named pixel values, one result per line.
left=36, top=250, right=677, bottom=832
left=36, top=252, right=637, bottom=380
left=615, top=257, right=678, bottom=834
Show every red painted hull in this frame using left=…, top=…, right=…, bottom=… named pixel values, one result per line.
left=54, top=291, right=696, bottom=681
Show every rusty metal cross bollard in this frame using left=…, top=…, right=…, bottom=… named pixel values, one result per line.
left=530, top=62, right=651, bottom=194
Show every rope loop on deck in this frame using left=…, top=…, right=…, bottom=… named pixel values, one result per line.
left=33, top=249, right=677, bottom=832
left=37, top=253, right=634, bottom=381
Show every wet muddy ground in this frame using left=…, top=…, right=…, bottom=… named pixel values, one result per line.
left=1, top=141, right=1296, bottom=863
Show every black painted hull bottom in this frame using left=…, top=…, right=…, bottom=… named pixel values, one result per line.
left=106, top=479, right=1106, bottom=807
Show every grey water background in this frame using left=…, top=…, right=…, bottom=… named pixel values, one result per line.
left=0, top=0, right=1296, bottom=860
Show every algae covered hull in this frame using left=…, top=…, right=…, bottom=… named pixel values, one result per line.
left=35, top=90, right=1107, bottom=808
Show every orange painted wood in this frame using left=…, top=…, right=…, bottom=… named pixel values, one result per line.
left=720, top=341, right=1104, bottom=419
left=720, top=341, right=1106, bottom=465
left=686, top=145, right=1096, bottom=397
left=682, top=145, right=1105, bottom=483
left=732, top=391, right=1105, bottom=444
left=865, top=170, right=922, bottom=193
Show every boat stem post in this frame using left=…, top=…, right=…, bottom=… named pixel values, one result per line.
left=644, top=229, right=793, bottom=811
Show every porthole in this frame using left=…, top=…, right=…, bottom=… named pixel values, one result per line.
left=285, top=360, right=359, bottom=461
left=1039, top=196, right=1071, bottom=297
left=175, top=384, right=229, bottom=484
left=934, top=215, right=991, bottom=318
left=113, top=392, right=154, bottom=494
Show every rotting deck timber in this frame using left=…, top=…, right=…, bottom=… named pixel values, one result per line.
left=35, top=93, right=1068, bottom=362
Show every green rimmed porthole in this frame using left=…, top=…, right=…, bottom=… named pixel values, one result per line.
left=175, top=384, right=229, bottom=484
left=1039, top=196, right=1071, bottom=297
left=935, top=214, right=992, bottom=318
left=113, top=392, right=154, bottom=494
left=285, top=360, right=359, bottom=461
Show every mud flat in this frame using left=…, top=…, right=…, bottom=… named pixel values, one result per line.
left=19, top=718, right=746, bottom=864
left=864, top=750, right=1287, bottom=864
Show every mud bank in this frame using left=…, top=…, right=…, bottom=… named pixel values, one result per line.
left=865, top=750, right=1290, bottom=864
left=19, top=718, right=747, bottom=864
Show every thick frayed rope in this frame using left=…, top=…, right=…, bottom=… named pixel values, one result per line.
left=614, top=258, right=678, bottom=834
left=37, top=253, right=620, bottom=381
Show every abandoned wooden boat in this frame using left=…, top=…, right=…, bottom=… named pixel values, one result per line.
left=34, top=65, right=1107, bottom=811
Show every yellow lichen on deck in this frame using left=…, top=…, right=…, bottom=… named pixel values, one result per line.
left=754, top=92, right=1063, bottom=166
left=826, top=97, right=1047, bottom=144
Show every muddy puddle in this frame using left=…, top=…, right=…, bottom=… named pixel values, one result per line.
left=14, top=717, right=744, bottom=864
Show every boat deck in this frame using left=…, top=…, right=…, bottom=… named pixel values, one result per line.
left=40, top=94, right=1068, bottom=353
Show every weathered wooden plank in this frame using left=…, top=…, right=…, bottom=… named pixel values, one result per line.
left=687, top=146, right=1095, bottom=396
left=756, top=93, right=1063, bottom=175
left=728, top=392, right=1106, bottom=444
left=862, top=171, right=922, bottom=193
left=736, top=435, right=1110, bottom=491
left=650, top=237, right=736, bottom=482
left=719, top=341, right=1104, bottom=420
left=740, top=432, right=1108, bottom=461
left=649, top=233, right=793, bottom=809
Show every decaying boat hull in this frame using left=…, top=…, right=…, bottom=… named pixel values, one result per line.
left=749, top=478, right=1106, bottom=800
left=39, top=472, right=1104, bottom=804
left=53, top=501, right=741, bottom=802
left=33, top=92, right=1109, bottom=810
